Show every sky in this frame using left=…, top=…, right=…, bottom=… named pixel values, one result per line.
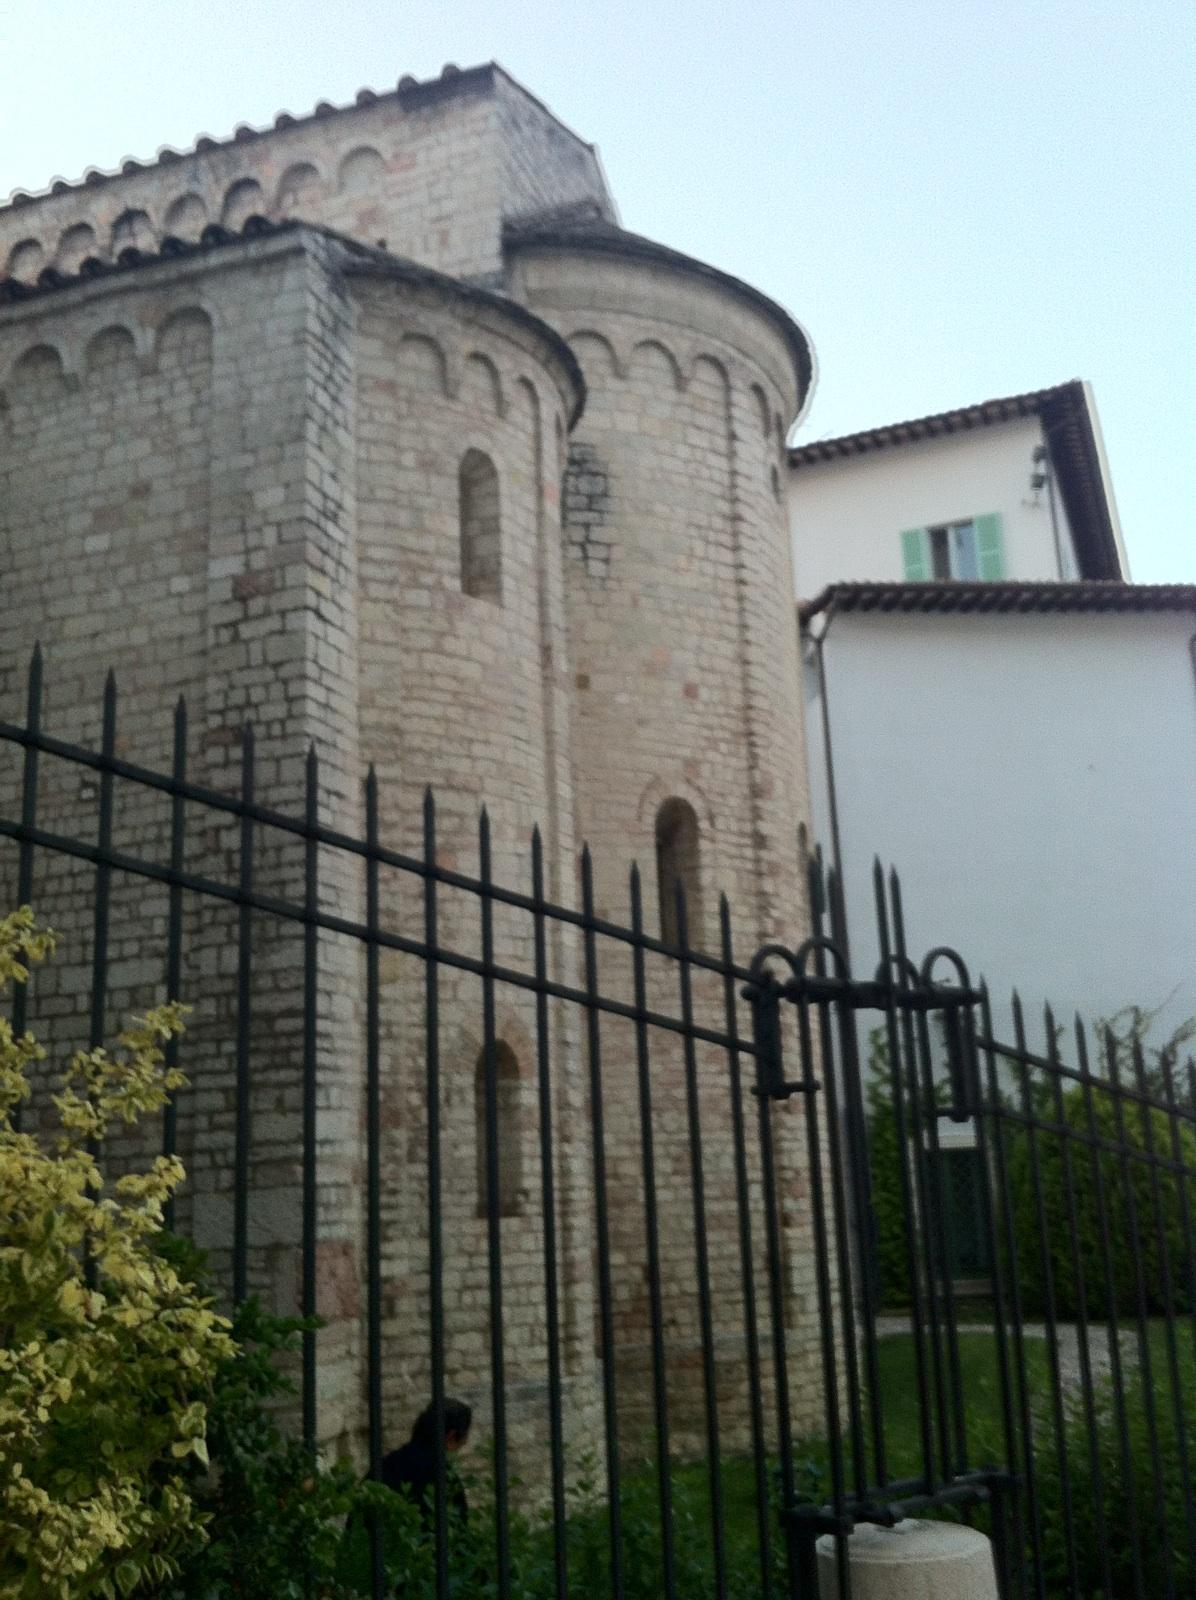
left=2, top=0, right=1193, bottom=581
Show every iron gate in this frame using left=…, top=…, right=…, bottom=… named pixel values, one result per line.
left=2, top=649, right=1195, bottom=1599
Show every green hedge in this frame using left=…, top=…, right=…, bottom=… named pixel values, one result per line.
left=864, top=1032, right=954, bottom=1309
left=865, top=1019, right=1196, bottom=1321
left=865, top=1055, right=916, bottom=1308
left=1032, top=1350, right=1196, bottom=1599
left=1004, top=1082, right=1196, bottom=1320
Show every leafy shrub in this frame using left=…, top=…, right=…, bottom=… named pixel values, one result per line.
left=148, top=1231, right=401, bottom=1600
left=865, top=1036, right=915, bottom=1308
left=864, top=1030, right=955, bottom=1309
left=345, top=1447, right=788, bottom=1600
left=0, top=907, right=234, bottom=1600
left=1032, top=1349, right=1196, bottom=1599
left=1004, top=1077, right=1196, bottom=1320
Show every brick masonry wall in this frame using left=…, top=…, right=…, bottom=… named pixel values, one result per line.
left=0, top=227, right=607, bottom=1476
left=0, top=230, right=367, bottom=1447
left=508, top=242, right=826, bottom=1447
left=1, top=67, right=614, bottom=291
left=0, top=192, right=829, bottom=1484
left=350, top=269, right=603, bottom=1473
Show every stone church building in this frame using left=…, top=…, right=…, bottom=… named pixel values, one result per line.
left=0, top=64, right=819, bottom=1467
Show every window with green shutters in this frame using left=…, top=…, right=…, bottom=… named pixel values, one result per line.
left=901, top=514, right=1004, bottom=581
left=901, top=526, right=932, bottom=579
left=973, top=513, right=1003, bottom=577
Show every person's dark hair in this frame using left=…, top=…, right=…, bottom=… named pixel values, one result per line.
left=412, top=1396, right=472, bottom=1447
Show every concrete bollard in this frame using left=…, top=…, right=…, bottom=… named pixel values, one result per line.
left=816, top=1518, right=999, bottom=1599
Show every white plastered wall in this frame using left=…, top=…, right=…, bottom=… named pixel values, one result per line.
left=805, top=608, right=1196, bottom=1041
left=789, top=416, right=1080, bottom=598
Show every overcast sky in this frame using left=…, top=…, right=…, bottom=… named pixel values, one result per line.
left=3, top=0, right=1192, bottom=581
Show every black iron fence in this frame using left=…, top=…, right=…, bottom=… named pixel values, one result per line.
left=3, top=648, right=1195, bottom=1600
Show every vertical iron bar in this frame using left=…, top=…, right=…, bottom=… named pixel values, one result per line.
left=1130, top=1034, right=1196, bottom=1582
left=364, top=770, right=385, bottom=1600
left=719, top=896, right=773, bottom=1599
left=1074, top=1020, right=1145, bottom=1600
left=579, top=847, right=624, bottom=1599
left=301, top=745, right=318, bottom=1452
left=1010, top=995, right=1079, bottom=1598
left=628, top=864, right=676, bottom=1600
left=980, top=989, right=1045, bottom=1600
left=792, top=980, right=850, bottom=1600
left=84, top=673, right=117, bottom=1288
left=970, top=992, right=1025, bottom=1600
left=89, top=671, right=117, bottom=1051
left=1043, top=1008, right=1112, bottom=1600
left=10, top=645, right=43, bottom=1135
left=822, top=997, right=869, bottom=1504
left=1106, top=1028, right=1175, bottom=1599
left=749, top=969, right=801, bottom=1600
left=910, top=990, right=968, bottom=1480
left=1159, top=1051, right=1196, bottom=1361
left=232, top=725, right=254, bottom=1306
left=424, top=790, right=449, bottom=1600
left=531, top=827, right=568, bottom=1600
left=889, top=872, right=951, bottom=1486
left=478, top=809, right=511, bottom=1600
left=674, top=883, right=727, bottom=1600
left=826, top=866, right=886, bottom=1494
left=1189, top=1061, right=1196, bottom=1304
left=873, top=863, right=935, bottom=1490
left=161, top=696, right=186, bottom=1232
left=838, top=1009, right=887, bottom=1492
left=808, top=859, right=868, bottom=1501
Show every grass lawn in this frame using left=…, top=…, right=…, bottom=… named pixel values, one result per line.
left=645, top=1324, right=1195, bottom=1598
left=379, top=1328, right=1194, bottom=1597
left=664, top=1331, right=1046, bottom=1571
left=571, top=1332, right=1040, bottom=1597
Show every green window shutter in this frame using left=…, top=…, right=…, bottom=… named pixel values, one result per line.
left=974, top=513, right=1004, bottom=579
left=901, top=527, right=930, bottom=579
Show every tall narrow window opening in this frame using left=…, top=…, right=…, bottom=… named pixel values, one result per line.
left=459, top=449, right=502, bottom=601
left=476, top=1041, right=522, bottom=1217
left=655, top=798, right=703, bottom=948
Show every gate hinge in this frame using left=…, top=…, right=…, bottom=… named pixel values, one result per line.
left=742, top=974, right=818, bottom=1100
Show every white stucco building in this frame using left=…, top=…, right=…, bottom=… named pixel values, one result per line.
left=791, top=383, right=1196, bottom=1041
left=802, top=583, right=1196, bottom=1036
left=789, top=380, right=1127, bottom=594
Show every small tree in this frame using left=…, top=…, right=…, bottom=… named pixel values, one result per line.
left=0, top=907, right=234, bottom=1600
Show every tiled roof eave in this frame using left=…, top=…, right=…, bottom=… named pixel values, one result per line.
left=0, top=215, right=587, bottom=427
left=799, top=581, right=1196, bottom=623
left=788, top=386, right=1074, bottom=467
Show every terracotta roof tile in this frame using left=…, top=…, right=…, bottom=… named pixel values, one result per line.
left=800, top=581, right=1196, bottom=622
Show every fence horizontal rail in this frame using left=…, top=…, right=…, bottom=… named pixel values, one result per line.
left=5, top=653, right=1196, bottom=1600
left=0, top=709, right=758, bottom=985
left=980, top=1028, right=1196, bottom=1129
left=0, top=820, right=758, bottom=1057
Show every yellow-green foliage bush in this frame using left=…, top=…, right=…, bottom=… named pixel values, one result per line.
left=0, top=907, right=235, bottom=1600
